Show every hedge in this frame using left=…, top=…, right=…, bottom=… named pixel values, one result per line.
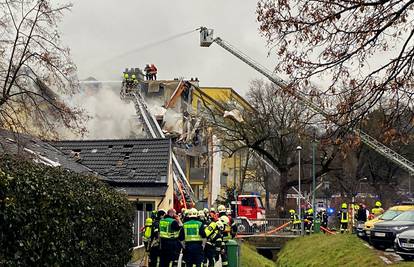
left=0, top=154, right=135, bottom=266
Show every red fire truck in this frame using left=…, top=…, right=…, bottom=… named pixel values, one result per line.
left=235, top=194, right=266, bottom=233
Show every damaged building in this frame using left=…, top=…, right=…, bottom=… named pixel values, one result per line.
left=125, top=69, right=255, bottom=206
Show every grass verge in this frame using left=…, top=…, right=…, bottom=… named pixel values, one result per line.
left=240, top=242, right=276, bottom=267
left=276, top=234, right=413, bottom=267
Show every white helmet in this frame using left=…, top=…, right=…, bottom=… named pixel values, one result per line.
left=218, top=205, right=226, bottom=213
left=198, top=210, right=205, bottom=218
left=216, top=220, right=224, bottom=231
left=190, top=208, right=198, bottom=218
left=220, top=216, right=229, bottom=225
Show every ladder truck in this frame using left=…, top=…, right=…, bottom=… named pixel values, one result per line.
left=199, top=27, right=414, bottom=180
left=120, top=70, right=194, bottom=211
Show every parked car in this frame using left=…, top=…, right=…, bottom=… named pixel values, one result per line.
left=370, top=210, right=414, bottom=250
left=358, top=204, right=414, bottom=240
left=394, top=229, right=414, bottom=261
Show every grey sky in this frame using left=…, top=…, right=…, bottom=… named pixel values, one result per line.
left=59, top=1, right=277, bottom=95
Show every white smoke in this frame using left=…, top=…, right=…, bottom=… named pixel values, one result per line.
left=64, top=83, right=145, bottom=139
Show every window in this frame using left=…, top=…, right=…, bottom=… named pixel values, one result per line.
left=380, top=210, right=402, bottom=220
left=136, top=201, right=155, bottom=212
left=241, top=197, right=256, bottom=208
left=394, top=211, right=414, bottom=221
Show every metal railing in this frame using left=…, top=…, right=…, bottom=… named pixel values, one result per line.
left=235, top=218, right=296, bottom=235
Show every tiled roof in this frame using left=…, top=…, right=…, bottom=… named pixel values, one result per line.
left=0, top=129, right=101, bottom=178
left=50, top=139, right=171, bottom=185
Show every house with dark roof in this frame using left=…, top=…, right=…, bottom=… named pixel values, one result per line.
left=50, top=138, right=174, bottom=211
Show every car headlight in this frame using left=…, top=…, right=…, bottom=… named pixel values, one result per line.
left=393, top=226, right=409, bottom=231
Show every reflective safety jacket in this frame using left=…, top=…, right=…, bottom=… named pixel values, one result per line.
left=183, top=220, right=203, bottom=242
left=290, top=213, right=301, bottom=224
left=340, top=209, right=349, bottom=223
left=159, top=217, right=179, bottom=239
left=143, top=217, right=153, bottom=241
left=372, top=207, right=384, bottom=216
left=205, top=221, right=217, bottom=238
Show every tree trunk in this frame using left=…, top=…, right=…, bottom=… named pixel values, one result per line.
left=264, top=172, right=270, bottom=211
left=276, top=170, right=289, bottom=217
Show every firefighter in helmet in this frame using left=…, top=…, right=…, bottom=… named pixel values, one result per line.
left=179, top=208, right=206, bottom=267
left=339, top=203, right=349, bottom=234
left=159, top=208, right=182, bottom=267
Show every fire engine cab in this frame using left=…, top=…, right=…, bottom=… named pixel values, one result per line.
left=237, top=194, right=266, bottom=219
left=235, top=194, right=266, bottom=234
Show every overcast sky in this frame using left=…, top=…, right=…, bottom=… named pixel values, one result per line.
left=59, top=1, right=277, bottom=95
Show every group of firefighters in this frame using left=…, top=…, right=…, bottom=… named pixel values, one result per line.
left=142, top=205, right=237, bottom=267
left=288, top=201, right=384, bottom=234
left=144, top=64, right=158, bottom=80
left=122, top=73, right=139, bottom=90
left=122, top=64, right=158, bottom=90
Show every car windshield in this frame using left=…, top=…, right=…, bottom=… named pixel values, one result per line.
left=393, top=211, right=414, bottom=221
left=381, top=210, right=402, bottom=220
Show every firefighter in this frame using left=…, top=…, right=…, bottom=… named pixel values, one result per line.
left=180, top=208, right=206, bottom=267
left=320, top=209, right=328, bottom=230
left=131, top=74, right=138, bottom=86
left=304, top=208, right=314, bottom=234
left=209, top=207, right=218, bottom=222
left=371, top=201, right=384, bottom=217
left=203, top=208, right=210, bottom=223
left=289, top=209, right=301, bottom=230
left=218, top=205, right=237, bottom=267
left=204, top=219, right=222, bottom=267
left=150, top=64, right=158, bottom=80
left=218, top=205, right=237, bottom=239
left=198, top=210, right=207, bottom=225
left=339, top=203, right=349, bottom=233
left=144, top=64, right=151, bottom=80
left=122, top=73, right=129, bottom=87
left=143, top=210, right=156, bottom=251
left=214, top=221, right=226, bottom=264
left=159, top=208, right=182, bottom=267
left=148, top=209, right=165, bottom=267
left=182, top=209, right=190, bottom=223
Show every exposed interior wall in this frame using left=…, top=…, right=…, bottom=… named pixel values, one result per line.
left=211, top=135, right=222, bottom=205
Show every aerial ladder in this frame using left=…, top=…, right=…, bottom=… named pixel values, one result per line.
left=120, top=74, right=194, bottom=209
left=199, top=27, right=414, bottom=177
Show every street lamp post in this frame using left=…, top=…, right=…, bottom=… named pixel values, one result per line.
left=297, top=145, right=304, bottom=236
left=312, top=137, right=316, bottom=222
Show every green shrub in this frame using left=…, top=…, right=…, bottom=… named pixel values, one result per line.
left=0, top=154, right=135, bottom=266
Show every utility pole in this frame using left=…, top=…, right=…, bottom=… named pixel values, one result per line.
left=297, top=146, right=304, bottom=236
left=312, top=135, right=317, bottom=219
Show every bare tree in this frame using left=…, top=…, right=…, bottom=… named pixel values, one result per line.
left=0, top=0, right=86, bottom=138
left=330, top=107, right=413, bottom=202
left=257, top=0, right=414, bottom=135
left=203, top=79, right=337, bottom=209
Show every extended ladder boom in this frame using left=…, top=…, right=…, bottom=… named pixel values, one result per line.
left=200, top=28, right=414, bottom=175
